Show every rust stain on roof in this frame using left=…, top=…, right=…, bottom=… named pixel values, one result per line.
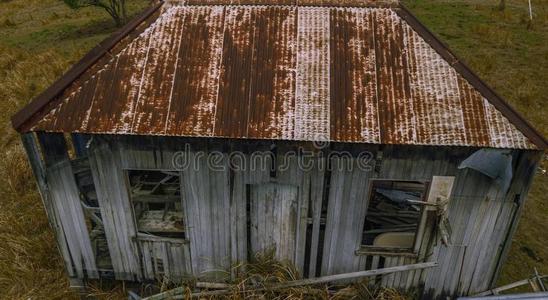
left=330, top=8, right=379, bottom=143
left=166, top=6, right=225, bottom=137
left=29, top=4, right=537, bottom=149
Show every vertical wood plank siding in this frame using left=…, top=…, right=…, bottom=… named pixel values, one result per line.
left=181, top=151, right=232, bottom=278
left=137, top=236, right=192, bottom=280
left=89, top=143, right=142, bottom=280
left=46, top=161, right=99, bottom=278
left=21, top=133, right=77, bottom=278
left=26, top=133, right=100, bottom=279
left=34, top=134, right=540, bottom=300
left=321, top=157, right=372, bottom=275
left=249, top=183, right=299, bottom=262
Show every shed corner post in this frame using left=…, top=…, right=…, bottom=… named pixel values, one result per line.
left=488, top=150, right=544, bottom=288
left=20, top=132, right=77, bottom=278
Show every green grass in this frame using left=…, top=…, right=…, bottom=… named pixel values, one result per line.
left=404, top=0, right=548, bottom=288
left=0, top=0, right=546, bottom=298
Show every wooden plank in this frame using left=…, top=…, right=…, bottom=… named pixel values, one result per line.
left=47, top=161, right=99, bottom=278
left=249, top=183, right=299, bottom=262
left=230, top=168, right=247, bottom=276
left=181, top=150, right=231, bottom=279
left=275, top=151, right=312, bottom=274
left=259, top=262, right=438, bottom=289
left=321, top=156, right=371, bottom=275
left=142, top=241, right=154, bottom=280
left=381, top=257, right=394, bottom=287
left=467, top=191, right=505, bottom=294
left=425, top=168, right=470, bottom=293
left=307, top=157, right=325, bottom=278
left=21, top=133, right=76, bottom=277
left=489, top=151, right=543, bottom=287
left=136, top=233, right=189, bottom=244
left=144, top=262, right=439, bottom=300
left=89, top=142, right=142, bottom=280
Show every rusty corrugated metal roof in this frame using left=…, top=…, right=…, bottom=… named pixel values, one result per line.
left=16, top=3, right=544, bottom=149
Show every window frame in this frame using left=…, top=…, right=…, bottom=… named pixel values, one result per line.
left=357, top=179, right=432, bottom=257
left=124, top=168, right=188, bottom=242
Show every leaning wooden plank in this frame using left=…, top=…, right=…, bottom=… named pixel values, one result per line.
left=460, top=292, right=548, bottom=300
left=48, top=161, right=99, bottom=278
left=21, top=133, right=76, bottom=277
left=89, top=142, right=142, bottom=280
left=143, top=286, right=187, bottom=300
left=143, top=262, right=438, bottom=300
left=135, top=233, right=188, bottom=244
left=489, top=152, right=543, bottom=288
left=255, top=260, right=430, bottom=293
left=473, top=275, right=548, bottom=297
left=195, top=282, right=232, bottom=289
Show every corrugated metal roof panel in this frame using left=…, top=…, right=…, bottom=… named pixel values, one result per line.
left=28, top=4, right=539, bottom=149
left=295, top=7, right=330, bottom=141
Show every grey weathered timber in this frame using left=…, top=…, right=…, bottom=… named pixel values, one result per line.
left=321, top=156, right=372, bottom=275
left=307, top=157, right=326, bottom=277
left=25, top=133, right=543, bottom=300
left=275, top=152, right=310, bottom=274
left=137, top=234, right=192, bottom=280
left=21, top=133, right=76, bottom=277
left=488, top=151, right=543, bottom=288
left=143, top=262, right=438, bottom=300
left=460, top=292, right=548, bottom=300
left=249, top=182, right=299, bottom=262
left=89, top=142, right=142, bottom=280
left=46, top=160, right=99, bottom=278
left=181, top=150, right=231, bottom=279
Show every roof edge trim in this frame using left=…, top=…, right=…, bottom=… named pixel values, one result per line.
left=395, top=4, right=547, bottom=150
left=166, top=0, right=398, bottom=8
left=11, top=2, right=164, bottom=132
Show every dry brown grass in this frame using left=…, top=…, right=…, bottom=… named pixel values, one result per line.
left=144, top=252, right=412, bottom=299
left=0, top=0, right=545, bottom=299
left=0, top=143, right=76, bottom=299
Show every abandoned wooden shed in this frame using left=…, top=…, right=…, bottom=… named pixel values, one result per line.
left=12, top=0, right=547, bottom=298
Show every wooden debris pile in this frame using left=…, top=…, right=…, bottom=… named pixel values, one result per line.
left=130, top=259, right=436, bottom=299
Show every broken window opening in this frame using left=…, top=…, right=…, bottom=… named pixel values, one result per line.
left=361, top=180, right=428, bottom=253
left=127, top=170, right=185, bottom=240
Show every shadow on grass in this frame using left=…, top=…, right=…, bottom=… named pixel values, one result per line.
left=58, top=17, right=118, bottom=41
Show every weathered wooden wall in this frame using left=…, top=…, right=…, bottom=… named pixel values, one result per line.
left=22, top=133, right=99, bottom=279
left=24, top=133, right=542, bottom=299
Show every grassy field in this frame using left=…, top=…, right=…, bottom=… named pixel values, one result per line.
left=0, top=0, right=546, bottom=299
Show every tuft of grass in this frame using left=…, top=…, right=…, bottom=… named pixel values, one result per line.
left=0, top=142, right=77, bottom=299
